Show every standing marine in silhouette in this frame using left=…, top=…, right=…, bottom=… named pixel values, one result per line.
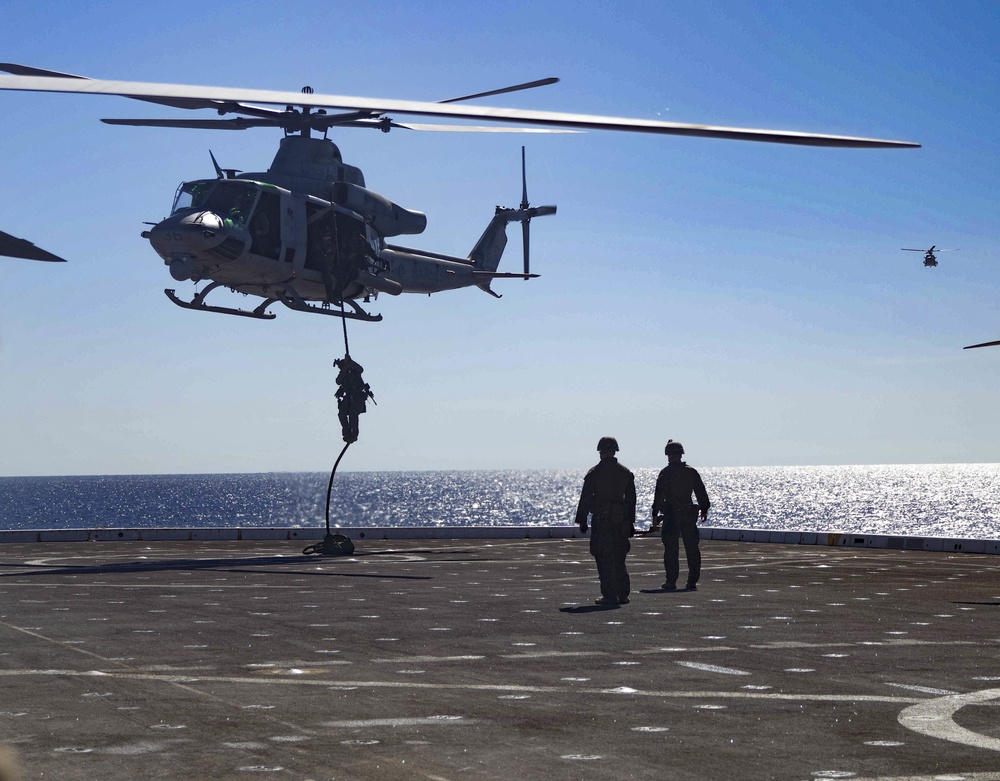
left=652, top=439, right=710, bottom=591
left=575, top=436, right=637, bottom=606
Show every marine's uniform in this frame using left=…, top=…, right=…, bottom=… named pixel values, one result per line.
left=576, top=457, right=637, bottom=602
left=652, top=462, right=710, bottom=588
left=335, top=358, right=374, bottom=443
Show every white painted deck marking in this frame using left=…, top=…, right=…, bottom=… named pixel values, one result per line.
left=898, top=688, right=1000, bottom=752
left=0, top=669, right=926, bottom=705
left=887, top=683, right=959, bottom=696
left=323, top=716, right=467, bottom=728
left=372, top=655, right=485, bottom=663
left=676, top=661, right=751, bottom=676
left=842, top=774, right=1000, bottom=781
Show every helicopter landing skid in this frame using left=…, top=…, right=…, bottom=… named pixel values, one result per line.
left=277, top=288, right=382, bottom=322
left=165, top=284, right=278, bottom=320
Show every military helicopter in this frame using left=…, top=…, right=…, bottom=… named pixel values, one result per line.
left=0, top=63, right=919, bottom=323
left=0, top=228, right=66, bottom=262
left=901, top=245, right=958, bottom=268
left=900, top=246, right=995, bottom=350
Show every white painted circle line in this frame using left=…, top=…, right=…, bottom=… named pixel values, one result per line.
left=897, top=687, right=1000, bottom=752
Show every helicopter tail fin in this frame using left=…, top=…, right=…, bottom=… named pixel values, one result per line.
left=469, top=209, right=513, bottom=275
left=468, top=207, right=555, bottom=294
left=468, top=209, right=529, bottom=297
left=470, top=147, right=556, bottom=296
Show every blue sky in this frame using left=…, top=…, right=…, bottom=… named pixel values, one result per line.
left=1, top=0, right=997, bottom=476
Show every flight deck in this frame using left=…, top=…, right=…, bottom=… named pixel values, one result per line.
left=1, top=535, right=998, bottom=781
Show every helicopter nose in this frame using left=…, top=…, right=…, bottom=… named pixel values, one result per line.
left=145, top=211, right=246, bottom=262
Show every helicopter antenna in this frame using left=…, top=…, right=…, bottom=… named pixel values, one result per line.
left=209, top=150, right=241, bottom=179
left=209, top=150, right=224, bottom=179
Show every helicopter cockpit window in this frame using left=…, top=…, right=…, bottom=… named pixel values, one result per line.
left=171, top=181, right=260, bottom=226
left=172, top=181, right=213, bottom=213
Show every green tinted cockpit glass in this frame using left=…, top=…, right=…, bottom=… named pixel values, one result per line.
left=172, top=181, right=260, bottom=224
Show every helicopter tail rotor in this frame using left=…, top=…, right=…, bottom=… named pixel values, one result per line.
left=517, top=146, right=556, bottom=277
left=466, top=147, right=555, bottom=297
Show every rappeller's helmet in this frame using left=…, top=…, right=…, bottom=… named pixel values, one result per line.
left=664, top=439, right=685, bottom=456
left=596, top=436, right=620, bottom=454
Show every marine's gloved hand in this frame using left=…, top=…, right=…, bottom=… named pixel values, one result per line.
left=629, top=524, right=636, bottom=538
left=578, top=522, right=588, bottom=534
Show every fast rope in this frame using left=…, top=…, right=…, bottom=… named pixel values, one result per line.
left=303, top=302, right=358, bottom=556
left=340, top=300, right=350, bottom=355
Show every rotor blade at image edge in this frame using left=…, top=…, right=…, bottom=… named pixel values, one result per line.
left=0, top=63, right=245, bottom=112
left=963, top=339, right=1000, bottom=350
left=0, top=74, right=920, bottom=148
left=0, top=63, right=87, bottom=79
left=0, top=230, right=67, bottom=262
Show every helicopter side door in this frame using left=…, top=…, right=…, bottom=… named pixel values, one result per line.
left=281, top=192, right=309, bottom=274
left=281, top=197, right=370, bottom=303
left=247, top=187, right=282, bottom=261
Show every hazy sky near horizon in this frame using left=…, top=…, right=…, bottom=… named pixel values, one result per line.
left=1, top=0, right=998, bottom=476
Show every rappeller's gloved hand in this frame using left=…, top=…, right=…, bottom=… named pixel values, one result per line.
left=629, top=524, right=636, bottom=538
left=579, top=522, right=588, bottom=534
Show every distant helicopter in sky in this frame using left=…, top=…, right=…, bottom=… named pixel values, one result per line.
left=901, top=245, right=958, bottom=268
left=0, top=228, right=66, bottom=263
left=899, top=245, right=995, bottom=350
left=0, top=63, right=919, bottom=323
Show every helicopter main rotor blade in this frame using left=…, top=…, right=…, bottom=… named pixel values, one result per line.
left=0, top=62, right=241, bottom=113
left=102, top=117, right=281, bottom=130
left=0, top=64, right=88, bottom=79
left=101, top=115, right=580, bottom=135
left=439, top=77, right=559, bottom=104
left=358, top=121, right=582, bottom=133
left=0, top=72, right=920, bottom=148
left=1, top=64, right=560, bottom=125
left=964, top=339, right=1000, bottom=350
left=0, top=229, right=67, bottom=262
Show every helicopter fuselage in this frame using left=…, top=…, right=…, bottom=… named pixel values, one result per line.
left=144, top=137, right=545, bottom=321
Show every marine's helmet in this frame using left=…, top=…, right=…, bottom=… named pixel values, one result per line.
left=664, top=439, right=685, bottom=456
left=596, top=436, right=619, bottom=454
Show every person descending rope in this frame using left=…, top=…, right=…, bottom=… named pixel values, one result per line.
left=334, top=355, right=375, bottom=444
left=303, top=316, right=375, bottom=556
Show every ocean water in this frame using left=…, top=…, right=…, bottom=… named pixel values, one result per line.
left=1, top=464, right=999, bottom=539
